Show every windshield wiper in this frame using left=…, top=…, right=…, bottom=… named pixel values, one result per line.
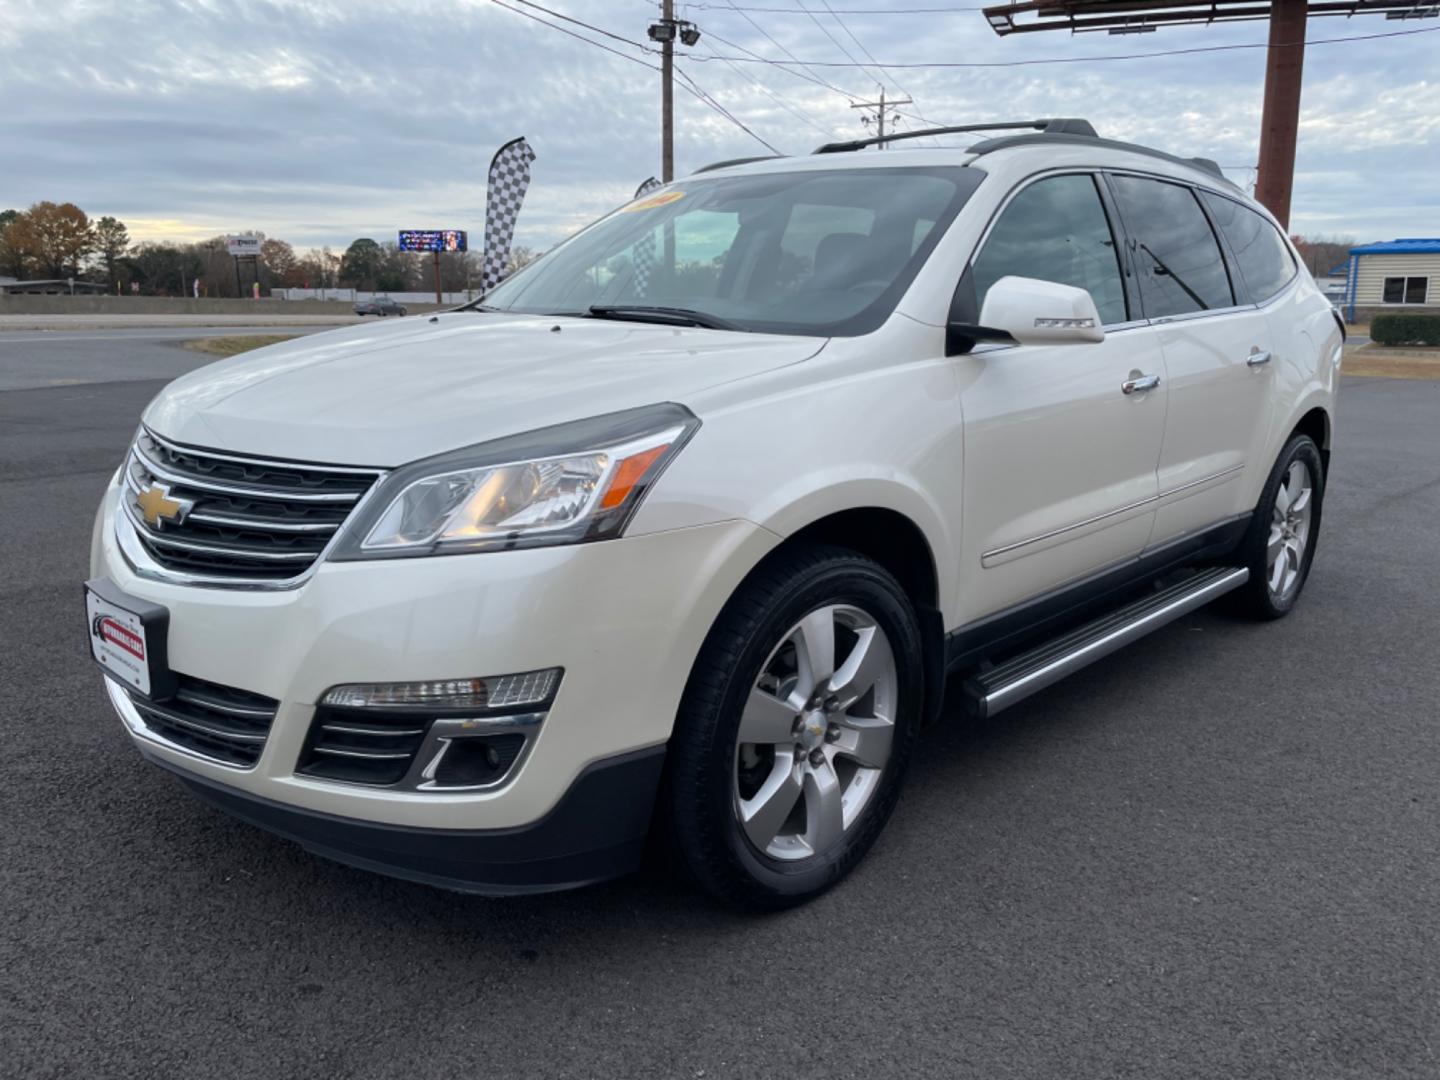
left=585, top=305, right=745, bottom=332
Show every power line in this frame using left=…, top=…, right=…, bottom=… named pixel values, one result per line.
left=488, top=0, right=780, bottom=154
left=692, top=3, right=987, bottom=10
left=674, top=63, right=785, bottom=152
left=691, top=22, right=1440, bottom=69
left=509, top=0, right=654, bottom=49
left=794, top=0, right=872, bottom=75
left=717, top=0, right=862, bottom=99
left=490, top=0, right=657, bottom=69
left=704, top=50, right=843, bottom=137
left=816, top=0, right=939, bottom=144
left=819, top=0, right=901, bottom=91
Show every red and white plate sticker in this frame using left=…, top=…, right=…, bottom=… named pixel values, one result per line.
left=87, top=590, right=150, bottom=695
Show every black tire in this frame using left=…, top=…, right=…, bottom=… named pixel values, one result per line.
left=1230, top=433, right=1324, bottom=620
left=398, top=307, right=407, bottom=317
left=665, top=545, right=924, bottom=910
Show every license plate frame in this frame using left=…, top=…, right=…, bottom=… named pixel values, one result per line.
left=84, top=578, right=176, bottom=700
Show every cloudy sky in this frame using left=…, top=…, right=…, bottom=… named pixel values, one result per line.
left=2, top=0, right=1436, bottom=254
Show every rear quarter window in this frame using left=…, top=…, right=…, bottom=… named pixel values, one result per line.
left=1201, top=192, right=1297, bottom=303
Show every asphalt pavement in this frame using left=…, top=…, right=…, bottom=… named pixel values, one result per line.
left=2, top=330, right=1438, bottom=1079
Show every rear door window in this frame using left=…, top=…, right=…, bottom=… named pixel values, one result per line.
left=1200, top=192, right=1296, bottom=303
left=1109, top=175, right=1234, bottom=317
left=970, top=173, right=1128, bottom=326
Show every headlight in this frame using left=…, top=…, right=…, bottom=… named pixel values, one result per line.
left=329, top=403, right=698, bottom=559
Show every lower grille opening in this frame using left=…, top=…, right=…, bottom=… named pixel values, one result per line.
left=432, top=734, right=527, bottom=787
left=130, top=675, right=278, bottom=768
left=297, top=707, right=538, bottom=789
left=298, top=707, right=431, bottom=786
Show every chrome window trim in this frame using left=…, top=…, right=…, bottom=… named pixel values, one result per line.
left=981, top=464, right=1244, bottom=562
left=963, top=166, right=1138, bottom=330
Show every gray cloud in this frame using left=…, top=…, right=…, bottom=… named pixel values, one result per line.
left=1, top=0, right=1435, bottom=251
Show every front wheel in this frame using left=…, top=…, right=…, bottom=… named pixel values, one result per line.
left=666, top=546, right=923, bottom=910
left=1231, top=433, right=1324, bottom=619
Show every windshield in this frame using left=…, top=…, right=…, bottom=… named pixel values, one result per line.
left=481, top=165, right=984, bottom=337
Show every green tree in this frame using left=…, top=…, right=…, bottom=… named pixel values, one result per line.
left=339, top=238, right=383, bottom=290
left=0, top=209, right=25, bottom=277
left=91, top=216, right=130, bottom=290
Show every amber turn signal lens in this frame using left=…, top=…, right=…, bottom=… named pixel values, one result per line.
left=599, top=444, right=669, bottom=510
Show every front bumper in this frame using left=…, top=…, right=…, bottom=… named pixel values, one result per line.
left=91, top=479, right=776, bottom=878
left=146, top=740, right=667, bottom=894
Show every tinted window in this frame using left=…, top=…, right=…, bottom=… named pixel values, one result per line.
left=971, top=174, right=1127, bottom=325
left=1201, top=192, right=1296, bottom=302
left=1383, top=276, right=1429, bottom=305
left=1110, top=175, right=1233, bottom=317
left=482, top=167, right=981, bottom=337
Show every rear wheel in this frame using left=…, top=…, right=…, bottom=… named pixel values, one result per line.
left=1231, top=434, right=1324, bottom=619
left=666, top=546, right=923, bottom=910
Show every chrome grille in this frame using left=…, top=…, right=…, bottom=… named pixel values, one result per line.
left=121, top=429, right=383, bottom=585
left=128, top=674, right=279, bottom=768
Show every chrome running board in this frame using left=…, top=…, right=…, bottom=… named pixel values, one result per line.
left=963, top=566, right=1249, bottom=720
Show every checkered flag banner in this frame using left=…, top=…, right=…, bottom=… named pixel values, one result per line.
left=630, top=178, right=663, bottom=297
left=481, top=136, right=537, bottom=292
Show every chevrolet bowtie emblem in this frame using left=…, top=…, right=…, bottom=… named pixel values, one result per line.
left=135, top=481, right=192, bottom=528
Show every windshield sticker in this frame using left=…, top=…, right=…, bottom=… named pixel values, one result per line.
left=623, top=190, right=685, bottom=213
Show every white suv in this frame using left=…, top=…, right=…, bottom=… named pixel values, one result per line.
left=87, top=120, right=1341, bottom=908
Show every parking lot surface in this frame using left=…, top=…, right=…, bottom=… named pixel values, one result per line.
left=2, top=331, right=1438, bottom=1078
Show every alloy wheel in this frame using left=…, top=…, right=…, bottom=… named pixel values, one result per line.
left=1267, top=460, right=1313, bottom=598
left=733, top=604, right=898, bottom=861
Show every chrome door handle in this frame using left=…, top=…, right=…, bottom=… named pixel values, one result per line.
left=1122, top=373, right=1161, bottom=395
left=1247, top=350, right=1272, bottom=367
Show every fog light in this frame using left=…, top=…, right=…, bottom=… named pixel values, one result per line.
left=320, top=668, right=561, bottom=712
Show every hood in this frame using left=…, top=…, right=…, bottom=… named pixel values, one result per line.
left=145, top=311, right=824, bottom=466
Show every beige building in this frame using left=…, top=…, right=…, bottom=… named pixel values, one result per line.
left=1344, top=239, right=1440, bottom=321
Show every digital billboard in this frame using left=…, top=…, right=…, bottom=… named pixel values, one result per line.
left=399, top=229, right=468, bottom=253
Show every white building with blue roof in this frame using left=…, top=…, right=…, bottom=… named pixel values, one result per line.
left=1343, top=238, right=1440, bottom=321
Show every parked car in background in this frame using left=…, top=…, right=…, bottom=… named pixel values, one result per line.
left=86, top=118, right=1341, bottom=910
left=354, top=297, right=407, bottom=317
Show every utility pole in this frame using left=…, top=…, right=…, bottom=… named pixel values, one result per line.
left=661, top=0, right=674, bottom=182
left=647, top=5, right=701, bottom=182
left=851, top=88, right=912, bottom=147
left=1254, top=0, right=1306, bottom=229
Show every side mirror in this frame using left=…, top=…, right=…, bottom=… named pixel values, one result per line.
left=950, top=276, right=1106, bottom=351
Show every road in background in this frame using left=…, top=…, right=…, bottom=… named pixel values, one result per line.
left=2, top=334, right=1438, bottom=1078
left=0, top=325, right=340, bottom=392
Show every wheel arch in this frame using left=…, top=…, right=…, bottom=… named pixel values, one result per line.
left=693, top=501, right=951, bottom=730
left=1290, top=404, right=1332, bottom=476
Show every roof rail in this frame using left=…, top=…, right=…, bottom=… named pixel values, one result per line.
left=692, top=154, right=785, bottom=174
left=965, top=131, right=1240, bottom=188
left=813, top=118, right=1096, bottom=155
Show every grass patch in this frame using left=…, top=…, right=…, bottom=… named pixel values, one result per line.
left=183, top=334, right=297, bottom=358
left=1343, top=343, right=1440, bottom=380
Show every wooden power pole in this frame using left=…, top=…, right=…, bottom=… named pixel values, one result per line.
left=1255, top=0, right=1308, bottom=229
left=662, top=0, right=674, bottom=183
left=851, top=88, right=914, bottom=147
left=981, top=1, right=1429, bottom=230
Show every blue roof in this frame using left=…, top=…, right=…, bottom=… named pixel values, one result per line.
left=1350, top=238, right=1440, bottom=256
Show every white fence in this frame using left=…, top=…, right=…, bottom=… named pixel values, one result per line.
left=271, top=288, right=477, bottom=304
